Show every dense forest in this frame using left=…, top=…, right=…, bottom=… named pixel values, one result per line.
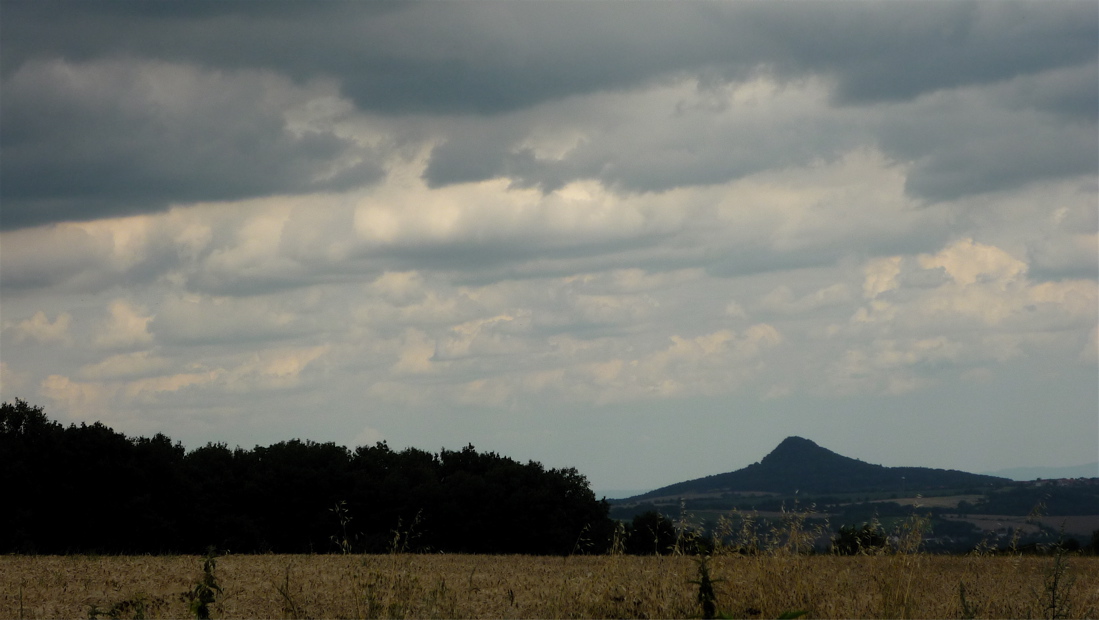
left=0, top=400, right=615, bottom=555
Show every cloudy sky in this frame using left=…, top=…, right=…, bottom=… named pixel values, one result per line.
left=2, top=1, right=1096, bottom=493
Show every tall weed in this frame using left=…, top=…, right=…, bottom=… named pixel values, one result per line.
left=185, top=553, right=221, bottom=620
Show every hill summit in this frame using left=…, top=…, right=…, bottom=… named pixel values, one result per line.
left=625, top=436, right=1007, bottom=501
left=761, top=436, right=839, bottom=466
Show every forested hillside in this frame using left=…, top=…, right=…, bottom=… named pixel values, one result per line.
left=0, top=400, right=613, bottom=555
left=630, top=436, right=1009, bottom=500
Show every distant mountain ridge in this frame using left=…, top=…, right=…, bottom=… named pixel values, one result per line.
left=626, top=436, right=1009, bottom=501
left=983, top=462, right=1099, bottom=481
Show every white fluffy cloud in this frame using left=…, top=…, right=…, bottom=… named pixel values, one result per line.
left=94, top=300, right=153, bottom=349
left=7, top=311, right=72, bottom=345
left=825, top=238, right=1097, bottom=396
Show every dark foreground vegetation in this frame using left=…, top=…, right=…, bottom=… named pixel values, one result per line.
left=1, top=400, right=612, bottom=555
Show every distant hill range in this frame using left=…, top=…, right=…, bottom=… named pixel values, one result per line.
left=982, top=462, right=1099, bottom=481
left=622, top=436, right=1009, bottom=502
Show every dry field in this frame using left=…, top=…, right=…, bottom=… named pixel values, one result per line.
left=938, top=514, right=1099, bottom=539
left=2, top=553, right=1098, bottom=619
left=869, top=495, right=985, bottom=509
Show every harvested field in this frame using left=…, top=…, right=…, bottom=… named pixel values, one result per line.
left=869, top=494, right=985, bottom=509
left=3, top=553, right=1098, bottom=619
left=940, top=514, right=1099, bottom=538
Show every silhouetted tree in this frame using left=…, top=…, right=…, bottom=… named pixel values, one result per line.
left=1084, top=530, right=1099, bottom=556
left=831, top=523, right=888, bottom=555
left=625, top=510, right=677, bottom=555
left=1, top=401, right=613, bottom=555
left=0, top=400, right=63, bottom=552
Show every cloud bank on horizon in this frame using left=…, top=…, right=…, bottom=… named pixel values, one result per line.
left=1, top=1, right=1096, bottom=490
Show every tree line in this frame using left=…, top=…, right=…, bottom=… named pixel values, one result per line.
left=0, top=400, right=731, bottom=556
left=0, top=399, right=617, bottom=555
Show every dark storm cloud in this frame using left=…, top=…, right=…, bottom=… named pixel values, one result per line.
left=2, top=1, right=1095, bottom=228
left=414, top=1, right=1097, bottom=197
left=903, top=129, right=1098, bottom=202
left=6, top=1, right=1092, bottom=113
left=878, top=90, right=1099, bottom=202
left=766, top=2, right=1097, bottom=109
left=0, top=56, right=384, bottom=230
left=0, top=2, right=725, bottom=114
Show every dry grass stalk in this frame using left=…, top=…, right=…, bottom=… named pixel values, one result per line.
left=1, top=553, right=1097, bottom=619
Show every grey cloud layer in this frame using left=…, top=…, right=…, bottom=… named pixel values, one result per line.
left=0, top=1, right=1095, bottom=485
left=2, top=1, right=1095, bottom=228
left=5, top=2, right=1093, bottom=112
left=1, top=57, right=383, bottom=229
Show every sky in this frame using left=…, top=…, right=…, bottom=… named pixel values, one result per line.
left=1, top=1, right=1097, bottom=494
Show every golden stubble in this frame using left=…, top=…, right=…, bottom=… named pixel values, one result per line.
left=2, top=553, right=1097, bottom=619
